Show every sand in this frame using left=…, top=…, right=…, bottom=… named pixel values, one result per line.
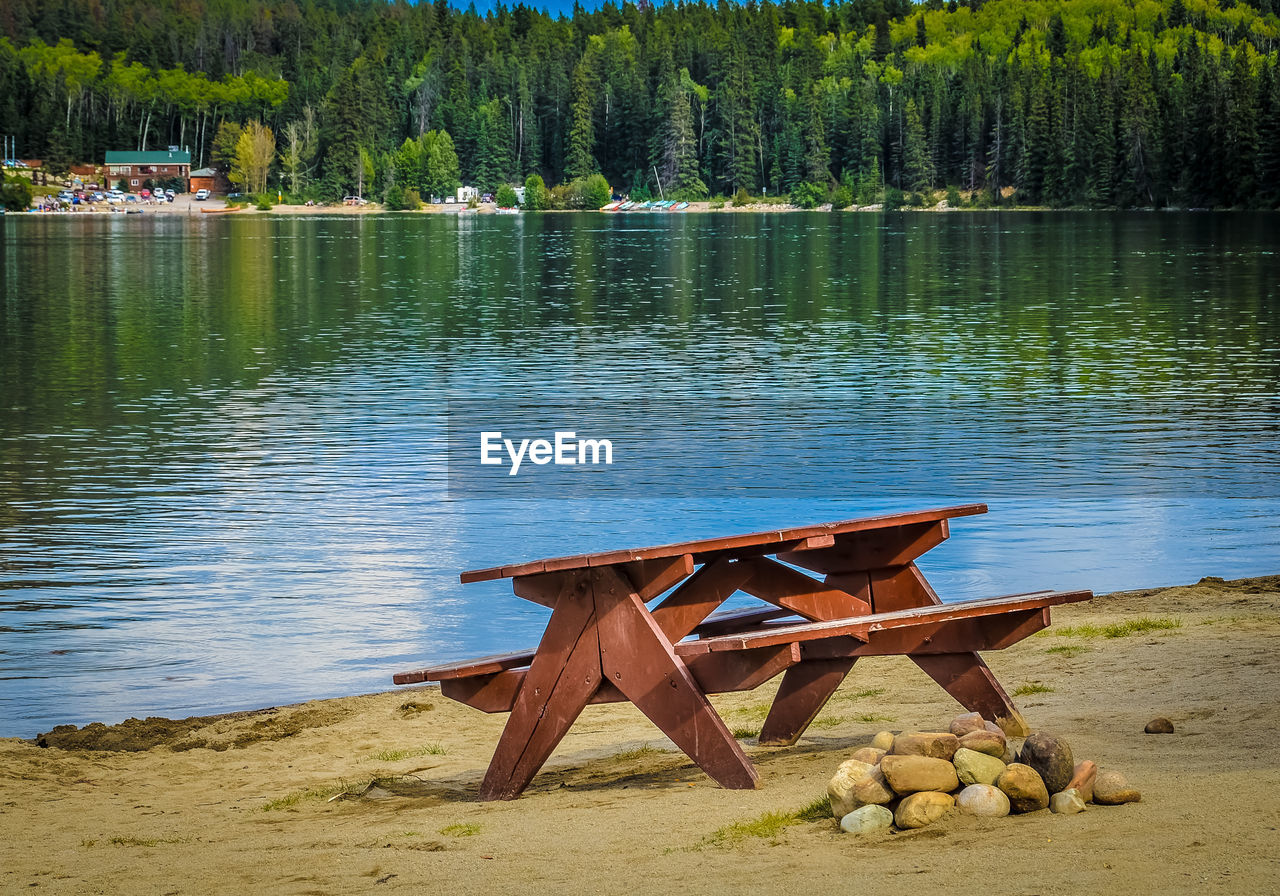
left=3, top=575, right=1278, bottom=894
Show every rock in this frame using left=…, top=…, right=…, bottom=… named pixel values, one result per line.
left=851, top=766, right=896, bottom=806
left=894, top=791, right=955, bottom=829
left=1067, top=761, right=1097, bottom=803
left=949, top=712, right=988, bottom=737
left=839, top=804, right=894, bottom=835
left=851, top=747, right=887, bottom=765
left=958, top=729, right=1006, bottom=758
left=955, top=784, right=1010, bottom=817
left=1050, top=788, right=1087, bottom=815
left=1093, top=770, right=1142, bottom=805
left=1019, top=732, right=1075, bottom=794
left=1145, top=717, right=1175, bottom=734
left=953, top=747, right=1007, bottom=786
left=1002, top=738, right=1020, bottom=765
left=828, top=759, right=876, bottom=818
left=996, top=763, right=1050, bottom=813
left=881, top=755, right=959, bottom=795
left=871, top=730, right=896, bottom=752
left=984, top=720, right=1004, bottom=735
left=890, top=732, right=960, bottom=761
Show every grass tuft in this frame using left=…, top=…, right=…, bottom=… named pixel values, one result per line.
left=732, top=726, right=760, bottom=739
left=611, top=744, right=662, bottom=762
left=369, top=743, right=447, bottom=762
left=700, top=797, right=833, bottom=849
left=854, top=713, right=895, bottom=723
left=848, top=687, right=886, bottom=700
left=1045, top=644, right=1087, bottom=657
left=1013, top=682, right=1054, bottom=696
left=795, top=795, right=833, bottom=822
left=439, top=823, right=481, bottom=837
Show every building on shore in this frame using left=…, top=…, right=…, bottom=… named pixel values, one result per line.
left=104, top=149, right=192, bottom=190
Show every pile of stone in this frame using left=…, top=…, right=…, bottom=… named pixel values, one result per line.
left=829, top=712, right=1141, bottom=835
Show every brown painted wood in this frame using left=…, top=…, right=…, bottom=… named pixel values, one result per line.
left=690, top=605, right=796, bottom=637
left=867, top=563, right=942, bottom=612
left=512, top=570, right=572, bottom=608
left=779, top=521, right=949, bottom=575
left=681, top=644, right=801, bottom=693
left=394, top=647, right=536, bottom=684
left=478, top=571, right=603, bottom=800
left=649, top=557, right=754, bottom=642
left=591, top=566, right=758, bottom=791
left=911, top=653, right=1030, bottom=737
left=737, top=556, right=871, bottom=620
left=758, top=657, right=858, bottom=746
left=681, top=591, right=1089, bottom=654
left=460, top=504, right=988, bottom=583
left=621, top=553, right=696, bottom=602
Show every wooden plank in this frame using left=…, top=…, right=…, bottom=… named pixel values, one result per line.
left=393, top=647, right=536, bottom=684
left=680, top=644, right=800, bottom=694
left=758, top=658, right=858, bottom=746
left=691, top=605, right=796, bottom=638
left=649, top=557, right=754, bottom=642
left=591, top=566, right=758, bottom=791
left=779, top=521, right=949, bottom=575
left=737, top=556, right=871, bottom=620
left=460, top=504, right=988, bottom=582
left=912, top=653, right=1030, bottom=737
left=477, top=570, right=602, bottom=801
left=621, top=553, right=696, bottom=602
left=681, top=591, right=1090, bottom=655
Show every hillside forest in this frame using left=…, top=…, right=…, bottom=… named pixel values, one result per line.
left=2, top=0, right=1279, bottom=208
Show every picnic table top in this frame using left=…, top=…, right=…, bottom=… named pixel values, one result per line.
left=460, top=502, right=988, bottom=584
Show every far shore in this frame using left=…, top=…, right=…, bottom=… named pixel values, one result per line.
left=16, top=194, right=1214, bottom=219
left=2, top=574, right=1278, bottom=894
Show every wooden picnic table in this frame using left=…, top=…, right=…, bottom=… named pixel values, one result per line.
left=395, top=504, right=1092, bottom=800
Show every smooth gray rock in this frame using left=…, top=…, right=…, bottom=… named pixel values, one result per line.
left=1050, top=788, right=1087, bottom=815
left=840, top=804, right=895, bottom=835
left=956, top=784, right=1010, bottom=817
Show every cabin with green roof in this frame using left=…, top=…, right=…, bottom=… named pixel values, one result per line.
left=104, top=150, right=191, bottom=189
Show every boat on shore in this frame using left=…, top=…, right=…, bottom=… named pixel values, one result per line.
left=200, top=206, right=242, bottom=215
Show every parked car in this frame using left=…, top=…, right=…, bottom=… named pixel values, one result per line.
left=195, top=189, right=210, bottom=200
left=124, top=194, right=139, bottom=203
left=164, top=189, right=176, bottom=199
left=139, top=189, right=152, bottom=199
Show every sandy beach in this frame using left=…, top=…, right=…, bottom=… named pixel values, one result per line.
left=2, top=574, right=1277, bottom=894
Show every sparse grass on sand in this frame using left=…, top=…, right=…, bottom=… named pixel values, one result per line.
left=697, top=795, right=832, bottom=849
left=1037, top=616, right=1181, bottom=639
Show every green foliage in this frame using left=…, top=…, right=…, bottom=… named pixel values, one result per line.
left=566, top=173, right=611, bottom=209
left=2, top=0, right=1279, bottom=208
left=495, top=183, right=518, bottom=208
left=731, top=188, right=752, bottom=207
left=831, top=183, right=854, bottom=209
left=254, top=194, right=272, bottom=211
left=522, top=174, right=549, bottom=211
left=384, top=183, right=423, bottom=211
left=790, top=181, right=826, bottom=208
left=1, top=174, right=33, bottom=211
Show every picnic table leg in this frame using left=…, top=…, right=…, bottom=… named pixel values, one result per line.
left=911, top=654, right=1030, bottom=736
left=758, top=658, right=857, bottom=746
left=749, top=569, right=871, bottom=746
left=479, top=571, right=603, bottom=801
left=871, top=566, right=1031, bottom=737
left=592, top=567, right=758, bottom=791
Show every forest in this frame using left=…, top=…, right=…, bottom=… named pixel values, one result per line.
left=2, top=0, right=1279, bottom=208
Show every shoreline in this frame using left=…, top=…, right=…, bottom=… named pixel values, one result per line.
left=3, top=573, right=1278, bottom=894
left=11, top=195, right=1267, bottom=218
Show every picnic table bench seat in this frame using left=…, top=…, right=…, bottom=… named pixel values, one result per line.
left=394, top=504, right=1094, bottom=800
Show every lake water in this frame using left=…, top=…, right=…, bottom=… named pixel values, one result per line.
left=2, top=211, right=1278, bottom=737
